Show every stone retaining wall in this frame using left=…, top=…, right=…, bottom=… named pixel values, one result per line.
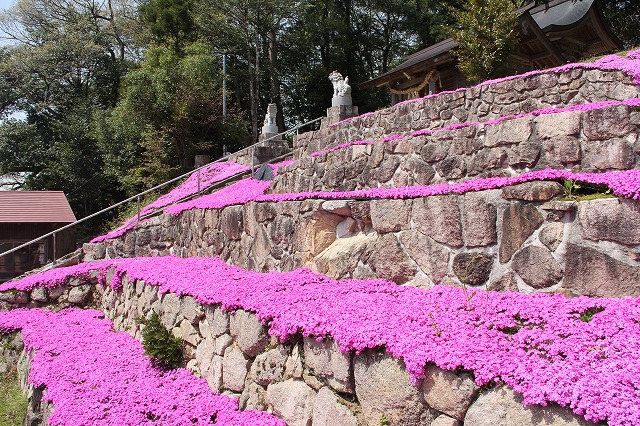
left=272, top=102, right=640, bottom=194
left=82, top=185, right=640, bottom=298
left=0, top=276, right=596, bottom=426
left=293, top=69, right=640, bottom=159
left=0, top=333, right=52, bottom=426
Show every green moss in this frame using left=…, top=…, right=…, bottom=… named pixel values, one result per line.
left=0, top=370, right=28, bottom=426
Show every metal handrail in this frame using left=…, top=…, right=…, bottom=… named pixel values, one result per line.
left=0, top=117, right=322, bottom=260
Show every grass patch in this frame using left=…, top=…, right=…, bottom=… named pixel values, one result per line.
left=576, top=306, right=606, bottom=323
left=0, top=369, right=27, bottom=426
left=581, top=45, right=640, bottom=63
left=559, top=179, right=617, bottom=202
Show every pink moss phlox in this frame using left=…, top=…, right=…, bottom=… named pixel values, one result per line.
left=254, top=168, right=640, bottom=202
left=164, top=178, right=272, bottom=216
left=380, top=134, right=404, bottom=143
left=91, top=161, right=249, bottom=243
left=330, top=50, right=640, bottom=127
left=162, top=168, right=640, bottom=216
left=310, top=140, right=376, bottom=157
left=413, top=98, right=640, bottom=137
left=4, top=257, right=640, bottom=425
left=270, top=159, right=295, bottom=171
left=0, top=308, right=284, bottom=425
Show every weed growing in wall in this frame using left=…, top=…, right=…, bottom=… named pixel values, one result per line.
left=139, top=313, right=184, bottom=370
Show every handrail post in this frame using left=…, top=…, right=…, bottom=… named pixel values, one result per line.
left=52, top=233, right=56, bottom=262
left=197, top=169, right=201, bottom=193
left=137, top=195, right=141, bottom=222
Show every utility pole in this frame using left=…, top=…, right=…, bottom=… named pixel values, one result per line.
left=222, top=53, right=227, bottom=121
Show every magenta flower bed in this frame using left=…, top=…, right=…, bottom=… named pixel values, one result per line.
left=312, top=97, right=640, bottom=157
left=330, top=49, right=640, bottom=127
left=0, top=307, right=283, bottom=426
left=163, top=161, right=291, bottom=216
left=91, top=161, right=249, bottom=243
left=161, top=168, right=640, bottom=217
left=2, top=256, right=640, bottom=425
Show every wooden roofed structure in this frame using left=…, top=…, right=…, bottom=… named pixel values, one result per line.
left=0, top=191, right=77, bottom=282
left=361, top=0, right=621, bottom=104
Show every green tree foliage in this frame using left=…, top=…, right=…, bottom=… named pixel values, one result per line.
left=448, top=0, right=520, bottom=83
left=141, top=0, right=197, bottom=54
left=99, top=42, right=247, bottom=191
left=0, top=0, right=138, bottom=225
left=601, top=0, right=640, bottom=49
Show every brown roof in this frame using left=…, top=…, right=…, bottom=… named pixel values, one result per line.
left=0, top=191, right=77, bottom=223
left=362, top=0, right=620, bottom=89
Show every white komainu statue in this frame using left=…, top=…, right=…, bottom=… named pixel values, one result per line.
left=263, top=103, right=278, bottom=127
left=329, top=71, right=351, bottom=97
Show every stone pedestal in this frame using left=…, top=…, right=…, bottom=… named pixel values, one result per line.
left=322, top=105, right=359, bottom=127
left=332, top=96, right=353, bottom=107
left=261, top=123, right=279, bottom=136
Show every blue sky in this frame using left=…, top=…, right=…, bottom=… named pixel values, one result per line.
left=0, top=0, right=14, bottom=10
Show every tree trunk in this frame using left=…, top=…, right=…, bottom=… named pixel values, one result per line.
left=268, top=29, right=285, bottom=132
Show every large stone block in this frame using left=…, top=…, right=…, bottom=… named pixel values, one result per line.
left=502, top=182, right=564, bottom=202
left=266, top=379, right=316, bottom=426
left=296, top=212, right=342, bottom=257
left=582, top=138, right=635, bottom=170
left=376, top=155, right=401, bottom=183
left=221, top=206, right=244, bottom=240
left=400, top=232, right=450, bottom=285
left=539, top=222, right=564, bottom=252
left=464, top=387, right=592, bottom=426
left=402, top=156, right=436, bottom=185
left=413, top=196, right=463, bottom=248
left=370, top=199, right=412, bottom=233
left=250, top=345, right=289, bottom=386
left=485, top=118, right=532, bottom=147
left=222, top=345, right=250, bottom=393
left=583, top=104, right=631, bottom=140
left=311, top=232, right=374, bottom=279
left=564, top=244, right=640, bottom=297
left=512, top=245, right=563, bottom=289
left=422, top=365, right=479, bottom=420
left=180, top=295, right=204, bottom=325
left=354, top=349, right=435, bottom=426
left=462, top=192, right=497, bottom=247
left=367, top=234, right=418, bottom=284
left=578, top=198, right=640, bottom=245
left=240, top=381, right=268, bottom=411
left=229, top=310, right=270, bottom=358
left=160, top=293, right=181, bottom=329
left=499, top=203, right=544, bottom=263
left=431, top=414, right=460, bottom=426
left=303, top=336, right=354, bottom=393
left=541, top=137, right=581, bottom=166
left=312, top=387, right=359, bottom=426
left=204, top=305, right=229, bottom=338
left=536, top=111, right=581, bottom=139
left=452, top=253, right=494, bottom=286
left=436, top=156, right=467, bottom=180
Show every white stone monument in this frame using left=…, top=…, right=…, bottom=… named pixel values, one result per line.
left=261, top=103, right=279, bottom=136
left=329, top=71, right=353, bottom=107
left=323, top=71, right=358, bottom=126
